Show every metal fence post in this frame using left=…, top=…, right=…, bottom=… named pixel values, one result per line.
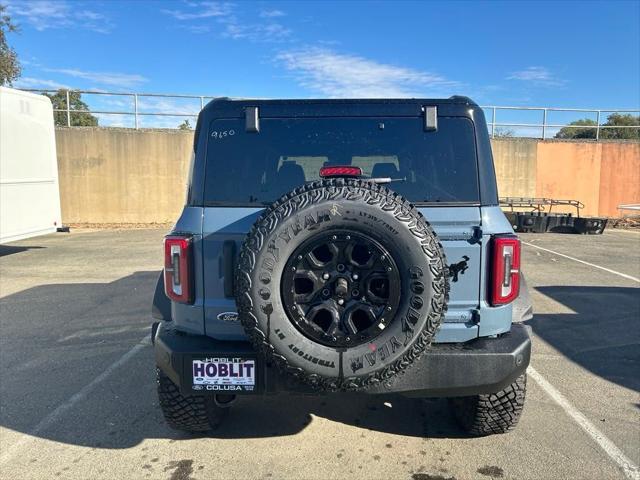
left=134, top=94, right=139, bottom=129
left=200, top=96, right=204, bottom=110
left=491, top=107, right=496, bottom=138
left=542, top=108, right=547, bottom=140
left=65, top=90, right=71, bottom=127
left=596, top=110, right=601, bottom=141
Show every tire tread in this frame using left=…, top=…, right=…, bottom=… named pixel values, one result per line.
left=451, top=373, right=527, bottom=436
left=156, top=368, right=226, bottom=432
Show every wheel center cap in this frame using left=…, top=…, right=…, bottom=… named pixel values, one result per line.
left=335, top=277, right=349, bottom=297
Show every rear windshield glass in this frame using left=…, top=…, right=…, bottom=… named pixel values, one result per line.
left=203, top=117, right=479, bottom=205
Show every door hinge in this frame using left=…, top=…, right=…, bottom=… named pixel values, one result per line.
left=470, top=226, right=483, bottom=244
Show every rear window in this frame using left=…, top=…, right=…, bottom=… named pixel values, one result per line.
left=203, top=116, right=479, bottom=205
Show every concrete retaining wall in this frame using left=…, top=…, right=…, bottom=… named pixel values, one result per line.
left=56, top=128, right=192, bottom=223
left=54, top=128, right=639, bottom=223
left=491, top=138, right=537, bottom=198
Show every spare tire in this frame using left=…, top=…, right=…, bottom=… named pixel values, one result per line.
left=236, top=178, right=449, bottom=390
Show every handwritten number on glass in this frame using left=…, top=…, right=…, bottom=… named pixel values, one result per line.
left=211, top=130, right=235, bottom=140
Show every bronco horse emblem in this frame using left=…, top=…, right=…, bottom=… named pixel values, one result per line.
left=448, top=255, right=470, bottom=282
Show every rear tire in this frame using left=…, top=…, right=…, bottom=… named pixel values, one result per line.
left=450, top=374, right=526, bottom=436
left=156, top=368, right=228, bottom=432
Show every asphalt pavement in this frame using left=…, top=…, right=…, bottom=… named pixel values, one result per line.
left=0, top=227, right=638, bottom=480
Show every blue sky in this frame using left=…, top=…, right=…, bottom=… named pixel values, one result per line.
left=5, top=0, right=640, bottom=129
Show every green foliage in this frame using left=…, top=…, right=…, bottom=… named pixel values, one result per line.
left=0, top=5, right=21, bottom=86
left=554, top=118, right=598, bottom=139
left=43, top=90, right=99, bottom=127
left=601, top=113, right=640, bottom=140
left=555, top=114, right=639, bottom=140
left=178, top=119, right=192, bottom=130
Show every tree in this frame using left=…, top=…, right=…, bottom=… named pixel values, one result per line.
left=555, top=114, right=639, bottom=140
left=493, top=127, right=515, bottom=138
left=554, top=118, right=598, bottom=139
left=43, top=90, right=99, bottom=127
left=178, top=119, right=192, bottom=130
left=0, top=4, right=21, bottom=86
left=600, top=113, right=640, bottom=140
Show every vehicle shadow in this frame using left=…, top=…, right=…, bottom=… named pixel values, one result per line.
left=526, top=285, right=640, bottom=393
left=0, top=271, right=469, bottom=451
left=0, top=244, right=45, bottom=257
left=191, top=394, right=467, bottom=441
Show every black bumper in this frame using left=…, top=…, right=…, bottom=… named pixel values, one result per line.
left=153, top=322, right=531, bottom=398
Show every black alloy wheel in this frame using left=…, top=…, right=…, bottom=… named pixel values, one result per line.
left=281, top=231, right=401, bottom=348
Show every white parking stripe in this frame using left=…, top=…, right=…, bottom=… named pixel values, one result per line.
left=522, top=242, right=640, bottom=283
left=528, top=366, right=640, bottom=480
left=0, top=335, right=150, bottom=466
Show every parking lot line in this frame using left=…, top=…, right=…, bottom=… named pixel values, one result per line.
left=528, top=366, right=640, bottom=480
left=522, top=241, right=640, bottom=283
left=0, top=335, right=150, bottom=466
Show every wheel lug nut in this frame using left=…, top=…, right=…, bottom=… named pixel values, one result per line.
left=352, top=273, right=359, bottom=280
left=387, top=267, right=392, bottom=272
left=322, top=273, right=330, bottom=280
left=337, top=298, right=345, bottom=305
left=322, top=288, right=330, bottom=297
left=297, top=255, right=303, bottom=260
left=337, top=264, right=345, bottom=272
left=332, top=235, right=337, bottom=240
left=346, top=235, right=351, bottom=240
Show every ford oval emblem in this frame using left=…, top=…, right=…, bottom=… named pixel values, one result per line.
left=217, top=312, right=239, bottom=322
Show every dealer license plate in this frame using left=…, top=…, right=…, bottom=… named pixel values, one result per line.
left=191, top=357, right=256, bottom=392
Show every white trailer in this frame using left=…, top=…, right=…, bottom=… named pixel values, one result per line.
left=0, top=87, right=63, bottom=243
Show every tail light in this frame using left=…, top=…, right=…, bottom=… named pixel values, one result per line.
left=164, top=235, right=193, bottom=304
left=490, top=235, right=520, bottom=306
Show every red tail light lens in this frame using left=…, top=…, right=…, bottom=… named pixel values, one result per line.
left=490, top=235, right=521, bottom=306
left=164, top=235, right=193, bottom=304
left=319, top=166, right=362, bottom=178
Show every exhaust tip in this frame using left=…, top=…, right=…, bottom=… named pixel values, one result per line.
left=214, top=394, right=237, bottom=408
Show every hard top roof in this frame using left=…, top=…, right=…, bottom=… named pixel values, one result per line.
left=202, top=95, right=478, bottom=113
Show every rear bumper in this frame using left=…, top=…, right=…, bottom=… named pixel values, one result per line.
left=153, top=322, right=531, bottom=398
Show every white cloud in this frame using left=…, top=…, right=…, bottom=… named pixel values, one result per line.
left=507, top=67, right=565, bottom=87
left=13, top=77, right=71, bottom=90
left=43, top=68, right=148, bottom=89
left=6, top=0, right=112, bottom=33
left=136, top=97, right=201, bottom=115
left=223, top=22, right=291, bottom=42
left=260, top=9, right=285, bottom=18
left=185, top=25, right=213, bottom=34
left=161, top=1, right=233, bottom=20
left=164, top=2, right=291, bottom=43
left=275, top=48, right=461, bottom=98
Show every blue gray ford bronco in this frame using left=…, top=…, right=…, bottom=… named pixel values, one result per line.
left=152, top=97, right=533, bottom=436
